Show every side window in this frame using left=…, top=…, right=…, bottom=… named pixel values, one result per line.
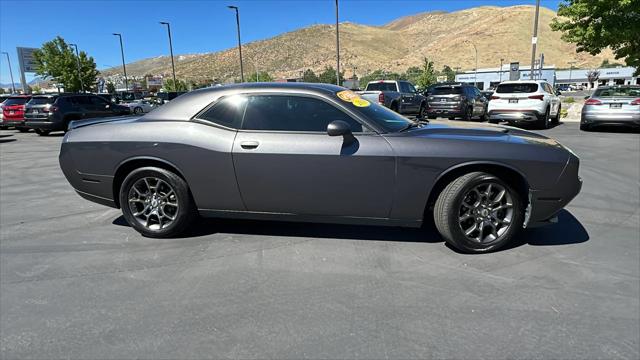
left=242, top=95, right=364, bottom=133
left=407, top=83, right=417, bottom=93
left=72, top=96, right=91, bottom=106
left=197, top=95, right=247, bottom=129
left=398, top=82, right=410, bottom=93
left=90, top=96, right=108, bottom=106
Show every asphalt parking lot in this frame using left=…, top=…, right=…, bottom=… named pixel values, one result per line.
left=1, top=122, right=639, bottom=359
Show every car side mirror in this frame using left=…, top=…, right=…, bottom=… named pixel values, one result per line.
left=327, top=120, right=355, bottom=145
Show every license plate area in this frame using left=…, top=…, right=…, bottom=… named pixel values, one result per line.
left=610, top=103, right=622, bottom=109
left=509, top=99, right=518, bottom=104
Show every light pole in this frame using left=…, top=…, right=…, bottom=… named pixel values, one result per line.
left=530, top=0, right=541, bottom=79
left=227, top=6, right=244, bottom=82
left=335, top=0, right=340, bottom=86
left=69, top=43, right=85, bottom=93
left=568, top=60, right=576, bottom=87
left=499, top=58, right=504, bottom=83
left=112, top=33, right=129, bottom=91
left=465, top=41, right=478, bottom=86
left=159, top=22, right=177, bottom=89
left=1, top=52, right=16, bottom=93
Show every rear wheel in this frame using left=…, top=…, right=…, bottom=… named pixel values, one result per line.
left=119, top=167, right=197, bottom=238
left=35, top=129, right=50, bottom=136
left=418, top=104, right=427, bottom=119
left=433, top=172, right=524, bottom=253
left=552, top=104, right=561, bottom=124
left=538, top=107, right=551, bottom=129
left=390, top=102, right=399, bottom=113
left=580, top=123, right=591, bottom=131
left=133, top=107, right=143, bottom=114
left=462, top=106, right=473, bottom=121
left=16, top=127, right=29, bottom=133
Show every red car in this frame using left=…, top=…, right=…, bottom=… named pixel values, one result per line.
left=1, top=95, right=32, bottom=132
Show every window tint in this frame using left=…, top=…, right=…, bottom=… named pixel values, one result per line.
left=407, top=83, right=417, bottom=93
left=496, top=83, right=539, bottom=93
left=432, top=86, right=463, bottom=95
left=70, top=96, right=91, bottom=105
left=198, top=95, right=247, bottom=129
left=28, top=97, right=57, bottom=105
left=242, top=95, right=363, bottom=132
left=3, top=97, right=29, bottom=106
left=90, top=96, right=109, bottom=105
left=366, top=82, right=398, bottom=92
left=594, top=87, right=640, bottom=97
left=398, top=82, right=410, bottom=93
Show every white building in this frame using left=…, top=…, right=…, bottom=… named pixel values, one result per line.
left=556, top=67, right=639, bottom=88
left=455, top=64, right=556, bottom=90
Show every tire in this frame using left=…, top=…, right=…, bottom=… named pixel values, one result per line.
left=133, top=107, right=143, bottom=114
left=35, top=129, right=50, bottom=136
left=448, top=117, right=455, bottom=120
left=553, top=104, right=561, bottom=124
left=462, top=106, right=473, bottom=121
left=580, top=123, right=591, bottom=131
left=538, top=107, right=550, bottom=129
left=418, top=104, right=427, bottom=119
left=428, top=115, right=436, bottom=120
left=16, top=127, right=29, bottom=133
left=119, top=167, right=197, bottom=238
left=433, top=172, right=524, bottom=253
left=390, top=102, right=399, bottom=113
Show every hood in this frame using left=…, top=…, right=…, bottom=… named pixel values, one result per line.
left=68, top=115, right=141, bottom=131
left=404, top=120, right=562, bottom=148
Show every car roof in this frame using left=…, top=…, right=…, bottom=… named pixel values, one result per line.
left=595, top=85, right=640, bottom=89
left=145, top=82, right=346, bottom=121
left=499, top=80, right=544, bottom=84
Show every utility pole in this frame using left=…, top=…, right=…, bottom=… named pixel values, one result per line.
left=112, top=33, right=129, bottom=91
left=568, top=60, right=576, bottom=86
left=159, top=22, right=177, bottom=89
left=530, top=0, right=541, bottom=79
left=1, top=52, right=16, bottom=93
left=69, top=43, right=85, bottom=93
left=335, top=0, right=340, bottom=86
left=499, top=58, right=504, bottom=83
left=228, top=6, right=244, bottom=82
left=466, top=41, right=478, bottom=87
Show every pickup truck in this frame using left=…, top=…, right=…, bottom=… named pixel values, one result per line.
left=357, top=80, right=427, bottom=116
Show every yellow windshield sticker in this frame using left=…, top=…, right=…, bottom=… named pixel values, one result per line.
left=336, top=90, right=359, bottom=103
left=352, top=98, right=371, bottom=107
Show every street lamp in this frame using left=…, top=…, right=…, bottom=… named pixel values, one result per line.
left=465, top=41, right=478, bottom=86
left=568, top=60, right=576, bottom=87
left=69, top=43, right=85, bottom=93
left=227, top=6, right=244, bottom=82
left=335, top=0, right=340, bottom=86
left=499, top=58, right=504, bottom=83
left=1, top=52, right=16, bottom=93
left=112, top=33, right=129, bottom=91
left=159, top=22, right=177, bottom=89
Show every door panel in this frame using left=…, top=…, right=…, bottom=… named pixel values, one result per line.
left=232, top=132, right=395, bottom=218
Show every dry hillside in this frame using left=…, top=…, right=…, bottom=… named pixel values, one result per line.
left=101, top=5, right=615, bottom=82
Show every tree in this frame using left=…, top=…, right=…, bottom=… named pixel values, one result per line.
left=416, top=57, right=437, bottom=89
left=318, top=66, right=344, bottom=85
left=32, top=36, right=99, bottom=93
left=163, top=78, right=188, bottom=92
left=441, top=65, right=456, bottom=82
left=246, top=71, right=273, bottom=82
left=302, top=69, right=319, bottom=83
left=404, top=66, right=423, bottom=85
left=106, top=82, right=116, bottom=94
left=0, top=88, right=5, bottom=94
left=32, top=85, right=41, bottom=93
left=551, top=0, right=640, bottom=75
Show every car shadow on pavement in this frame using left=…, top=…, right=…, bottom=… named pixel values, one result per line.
left=584, top=126, right=640, bottom=134
left=113, top=209, right=588, bottom=251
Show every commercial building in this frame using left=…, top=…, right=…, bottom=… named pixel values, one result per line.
left=455, top=65, right=639, bottom=90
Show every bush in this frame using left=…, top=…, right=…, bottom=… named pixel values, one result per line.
left=564, top=97, right=575, bottom=103
left=560, top=108, right=569, bottom=118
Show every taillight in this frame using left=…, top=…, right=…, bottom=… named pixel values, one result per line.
left=490, top=95, right=500, bottom=100
left=631, top=98, right=640, bottom=105
left=584, top=98, right=602, bottom=105
left=528, top=94, right=544, bottom=100
left=378, top=93, right=384, bottom=104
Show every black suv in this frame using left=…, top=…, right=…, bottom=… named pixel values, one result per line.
left=24, top=94, right=130, bottom=135
left=426, top=83, right=488, bottom=121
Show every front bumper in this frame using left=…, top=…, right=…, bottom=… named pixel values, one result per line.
left=488, top=110, right=543, bottom=122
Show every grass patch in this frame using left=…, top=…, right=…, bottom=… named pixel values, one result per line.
left=563, top=97, right=575, bottom=103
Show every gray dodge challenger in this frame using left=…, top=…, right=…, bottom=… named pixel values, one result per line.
left=59, top=83, right=582, bottom=253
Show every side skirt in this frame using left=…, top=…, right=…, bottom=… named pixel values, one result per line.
left=198, top=209, right=423, bottom=228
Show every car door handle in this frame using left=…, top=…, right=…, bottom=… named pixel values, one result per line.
left=240, top=141, right=259, bottom=149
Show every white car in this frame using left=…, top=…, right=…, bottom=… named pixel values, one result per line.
left=122, top=99, right=156, bottom=114
left=487, top=80, right=561, bottom=129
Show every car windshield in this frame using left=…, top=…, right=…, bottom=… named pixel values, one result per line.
left=366, top=82, right=397, bottom=92
left=3, top=98, right=29, bottom=106
left=432, top=87, right=463, bottom=95
left=496, top=83, right=539, bottom=93
left=340, top=97, right=412, bottom=132
left=28, top=97, right=56, bottom=105
left=594, top=87, right=640, bottom=97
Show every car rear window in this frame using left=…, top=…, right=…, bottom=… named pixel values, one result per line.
left=28, top=97, right=56, bottom=105
left=366, top=82, right=398, bottom=92
left=3, top=97, right=29, bottom=106
left=496, top=83, right=539, bottom=93
left=432, top=87, right=463, bottom=95
left=594, top=87, right=640, bottom=97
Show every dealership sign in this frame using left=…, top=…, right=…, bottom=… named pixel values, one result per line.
left=17, top=47, right=39, bottom=93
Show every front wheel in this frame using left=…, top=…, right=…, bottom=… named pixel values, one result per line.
left=119, top=167, right=197, bottom=238
left=433, top=172, right=524, bottom=253
left=133, top=107, right=143, bottom=114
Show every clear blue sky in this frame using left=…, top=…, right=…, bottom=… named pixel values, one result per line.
left=0, top=0, right=561, bottom=84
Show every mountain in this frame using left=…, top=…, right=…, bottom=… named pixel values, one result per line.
left=100, top=5, right=615, bottom=82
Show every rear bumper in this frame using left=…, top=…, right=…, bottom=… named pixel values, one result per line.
left=25, top=120, right=65, bottom=131
left=488, top=110, right=543, bottom=122
left=581, top=112, right=640, bottom=126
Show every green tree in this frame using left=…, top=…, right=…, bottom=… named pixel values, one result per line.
left=416, top=57, right=437, bottom=89
left=106, top=82, right=116, bottom=94
left=0, top=88, right=5, bottom=94
left=163, top=78, right=188, bottom=92
left=302, top=69, right=319, bottom=83
left=32, top=36, right=99, bottom=93
left=32, top=85, right=41, bottom=93
left=246, top=71, right=274, bottom=82
left=404, top=66, right=423, bottom=85
left=551, top=0, right=640, bottom=75
left=441, top=65, right=456, bottom=82
left=318, top=66, right=344, bottom=85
